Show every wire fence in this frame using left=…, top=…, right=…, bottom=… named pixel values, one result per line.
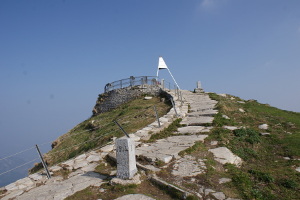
left=0, top=77, right=184, bottom=188
left=0, top=98, right=174, bottom=183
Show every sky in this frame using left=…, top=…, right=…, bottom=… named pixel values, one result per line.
left=0, top=0, right=300, bottom=185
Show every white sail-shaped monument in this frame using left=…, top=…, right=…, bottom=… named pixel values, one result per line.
left=156, top=56, right=180, bottom=90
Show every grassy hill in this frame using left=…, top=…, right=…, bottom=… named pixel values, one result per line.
left=41, top=96, right=171, bottom=167
left=30, top=91, right=300, bottom=200
left=203, top=93, right=300, bottom=199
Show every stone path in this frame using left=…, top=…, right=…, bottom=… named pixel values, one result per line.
left=1, top=89, right=243, bottom=200
left=136, top=135, right=208, bottom=163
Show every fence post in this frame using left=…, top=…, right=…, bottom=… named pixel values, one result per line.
left=35, top=144, right=51, bottom=179
left=114, top=120, right=130, bottom=138
left=153, top=106, right=161, bottom=127
left=180, top=91, right=183, bottom=106
left=170, top=97, right=178, bottom=117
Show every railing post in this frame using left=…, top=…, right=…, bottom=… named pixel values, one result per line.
left=35, top=144, right=51, bottom=179
left=153, top=106, right=161, bottom=127
left=180, top=91, right=183, bottom=106
left=114, top=120, right=130, bottom=138
left=170, top=97, right=178, bottom=117
left=161, top=79, right=165, bottom=89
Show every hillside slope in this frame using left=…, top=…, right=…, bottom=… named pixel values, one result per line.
left=1, top=90, right=299, bottom=200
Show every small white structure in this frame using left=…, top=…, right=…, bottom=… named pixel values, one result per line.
left=116, top=137, right=137, bottom=179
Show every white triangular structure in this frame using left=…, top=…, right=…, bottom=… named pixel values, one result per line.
left=156, top=56, right=180, bottom=90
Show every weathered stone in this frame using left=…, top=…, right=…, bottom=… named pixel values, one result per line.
left=14, top=172, right=106, bottom=200
left=219, top=178, right=232, bottom=184
left=129, top=133, right=141, bottom=142
left=115, top=193, right=155, bottom=200
left=136, top=135, right=208, bottom=164
left=75, top=153, right=87, bottom=161
left=101, top=144, right=114, bottom=152
left=61, top=159, right=74, bottom=170
left=177, top=126, right=206, bottom=134
left=210, top=141, right=218, bottom=146
left=295, top=167, right=300, bottom=172
left=49, top=166, right=62, bottom=172
left=223, top=126, right=238, bottom=130
left=81, top=163, right=98, bottom=172
left=218, top=94, right=227, bottom=97
left=209, top=147, right=242, bottom=167
left=144, top=96, right=153, bottom=100
left=222, top=115, right=230, bottom=119
left=258, top=124, right=268, bottom=130
left=4, top=183, right=18, bottom=191
left=116, top=137, right=137, bottom=179
left=86, top=154, right=102, bottom=162
left=73, top=160, right=89, bottom=170
left=111, top=174, right=141, bottom=186
left=172, top=155, right=206, bottom=177
left=260, top=132, right=270, bottom=136
left=204, top=188, right=215, bottom=196
left=212, top=192, right=226, bottom=200
left=1, top=190, right=24, bottom=200
left=238, top=108, right=245, bottom=113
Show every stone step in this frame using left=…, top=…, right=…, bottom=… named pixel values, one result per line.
left=177, top=126, right=213, bottom=134
left=187, top=110, right=218, bottom=117
left=135, top=135, right=208, bottom=163
left=180, top=116, right=214, bottom=126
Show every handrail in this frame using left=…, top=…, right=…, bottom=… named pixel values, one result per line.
left=104, top=76, right=158, bottom=93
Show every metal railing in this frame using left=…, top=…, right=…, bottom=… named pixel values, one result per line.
left=104, top=76, right=158, bottom=93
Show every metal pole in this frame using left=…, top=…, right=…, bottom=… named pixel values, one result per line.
left=153, top=106, right=161, bottom=127
left=177, top=87, right=180, bottom=100
left=180, top=91, right=183, bottom=106
left=35, top=144, right=51, bottom=179
left=170, top=97, right=178, bottom=117
left=114, top=120, right=130, bottom=138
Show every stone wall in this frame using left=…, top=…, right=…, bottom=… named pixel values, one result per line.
left=92, top=85, right=170, bottom=115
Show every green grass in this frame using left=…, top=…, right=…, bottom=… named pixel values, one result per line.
left=148, top=118, right=183, bottom=142
left=179, top=141, right=206, bottom=157
left=207, top=93, right=300, bottom=200
left=43, top=96, right=171, bottom=166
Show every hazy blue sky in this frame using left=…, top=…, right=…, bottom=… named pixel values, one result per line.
left=0, top=0, right=300, bottom=183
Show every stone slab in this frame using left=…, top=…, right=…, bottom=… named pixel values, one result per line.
left=136, top=135, right=208, bottom=163
left=115, top=194, right=155, bottom=200
left=209, top=147, right=242, bottom=167
left=14, top=172, right=106, bottom=200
